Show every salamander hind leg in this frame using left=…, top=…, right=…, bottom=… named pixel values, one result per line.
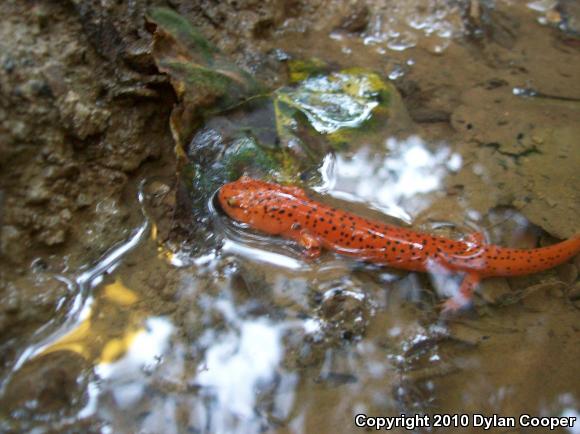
left=464, top=231, right=486, bottom=249
left=440, top=272, right=480, bottom=315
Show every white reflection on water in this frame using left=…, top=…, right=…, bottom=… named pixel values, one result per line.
left=222, top=239, right=306, bottom=270
left=96, top=317, right=173, bottom=406
left=558, top=394, right=580, bottom=434
left=526, top=0, right=557, bottom=12
left=191, top=297, right=302, bottom=434
left=317, top=135, right=462, bottom=223
left=197, top=319, right=282, bottom=417
left=563, top=410, right=580, bottom=434
left=361, top=0, right=463, bottom=53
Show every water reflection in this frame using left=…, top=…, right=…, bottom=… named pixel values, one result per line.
left=223, top=239, right=307, bottom=270
left=96, top=317, right=173, bottom=402
left=361, top=0, right=463, bottom=53
left=316, top=135, right=462, bottom=223
left=196, top=318, right=283, bottom=418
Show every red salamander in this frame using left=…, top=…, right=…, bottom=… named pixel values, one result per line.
left=218, top=176, right=580, bottom=312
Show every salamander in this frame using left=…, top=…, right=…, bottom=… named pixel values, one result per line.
left=218, top=176, right=580, bottom=312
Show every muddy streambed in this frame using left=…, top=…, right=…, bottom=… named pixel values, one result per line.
left=1, top=1, right=579, bottom=433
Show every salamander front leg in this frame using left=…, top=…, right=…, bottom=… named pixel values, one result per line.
left=441, top=272, right=480, bottom=315
left=299, top=230, right=322, bottom=259
left=282, top=227, right=322, bottom=259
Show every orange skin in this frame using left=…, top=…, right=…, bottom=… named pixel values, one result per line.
left=218, top=176, right=580, bottom=312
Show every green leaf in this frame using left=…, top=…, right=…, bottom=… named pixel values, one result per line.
left=147, top=7, right=265, bottom=148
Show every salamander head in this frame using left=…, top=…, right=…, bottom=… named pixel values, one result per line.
left=218, top=176, right=272, bottom=224
left=219, top=176, right=309, bottom=236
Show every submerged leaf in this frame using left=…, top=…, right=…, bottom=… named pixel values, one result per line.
left=287, top=58, right=330, bottom=83
left=274, top=68, right=400, bottom=151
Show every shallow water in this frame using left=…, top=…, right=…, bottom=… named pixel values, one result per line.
left=2, top=1, right=580, bottom=433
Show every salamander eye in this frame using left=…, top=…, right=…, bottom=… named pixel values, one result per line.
left=227, top=197, right=239, bottom=207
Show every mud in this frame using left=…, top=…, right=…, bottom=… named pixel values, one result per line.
left=1, top=0, right=579, bottom=433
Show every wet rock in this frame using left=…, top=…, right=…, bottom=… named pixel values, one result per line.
left=479, top=277, right=512, bottom=305
left=75, top=192, right=92, bottom=208
left=18, top=77, right=52, bottom=100
left=147, top=181, right=171, bottom=198
left=409, top=108, right=451, bottom=124
left=558, top=0, right=580, bottom=35
left=448, top=322, right=487, bottom=347
left=7, top=120, right=32, bottom=142
left=43, top=163, right=80, bottom=181
left=123, top=39, right=157, bottom=74
left=336, top=1, right=369, bottom=33
left=0, top=351, right=91, bottom=426
left=314, top=277, right=372, bottom=341
left=38, top=227, right=66, bottom=246
left=56, top=90, right=111, bottom=140
left=450, top=86, right=580, bottom=239
left=25, top=177, right=51, bottom=204
left=0, top=225, right=29, bottom=261
left=0, top=275, right=69, bottom=339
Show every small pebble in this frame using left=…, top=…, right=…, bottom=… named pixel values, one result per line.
left=147, top=271, right=167, bottom=291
